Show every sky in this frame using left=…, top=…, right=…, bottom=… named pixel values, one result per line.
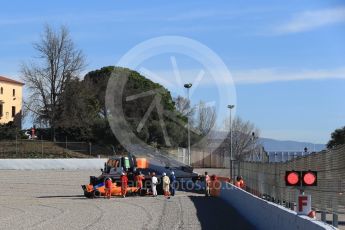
left=0, top=0, right=344, bottom=144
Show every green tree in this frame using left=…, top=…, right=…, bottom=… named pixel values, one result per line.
left=54, top=78, right=100, bottom=141
left=117, top=67, right=187, bottom=147
left=55, top=66, right=190, bottom=149
left=84, top=66, right=114, bottom=118
left=0, top=122, right=17, bottom=140
left=0, top=122, right=26, bottom=140
left=327, top=126, right=345, bottom=149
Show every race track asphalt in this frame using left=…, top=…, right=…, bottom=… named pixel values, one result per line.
left=0, top=170, right=254, bottom=230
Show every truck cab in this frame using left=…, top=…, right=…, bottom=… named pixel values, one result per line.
left=104, top=156, right=131, bottom=175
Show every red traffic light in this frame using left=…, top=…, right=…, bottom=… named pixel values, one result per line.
left=285, top=171, right=301, bottom=186
left=302, top=171, right=317, bottom=186
left=285, top=170, right=318, bottom=187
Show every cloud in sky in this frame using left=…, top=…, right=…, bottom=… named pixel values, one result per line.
left=0, top=9, right=220, bottom=27
left=146, top=67, right=345, bottom=87
left=0, top=7, right=273, bottom=28
left=274, top=7, right=345, bottom=34
left=233, top=67, right=345, bottom=84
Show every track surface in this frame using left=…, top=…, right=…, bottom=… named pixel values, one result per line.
left=0, top=170, right=254, bottom=230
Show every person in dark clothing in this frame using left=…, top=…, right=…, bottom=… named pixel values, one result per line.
left=169, top=171, right=176, bottom=196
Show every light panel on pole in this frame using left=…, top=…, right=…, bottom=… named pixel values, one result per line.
left=285, top=171, right=301, bottom=186
left=285, top=170, right=317, bottom=187
left=302, top=171, right=317, bottom=186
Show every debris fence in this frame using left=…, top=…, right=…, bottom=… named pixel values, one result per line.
left=238, top=145, right=345, bottom=227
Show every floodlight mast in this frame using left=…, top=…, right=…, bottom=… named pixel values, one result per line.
left=227, top=104, right=235, bottom=179
left=184, top=83, right=192, bottom=165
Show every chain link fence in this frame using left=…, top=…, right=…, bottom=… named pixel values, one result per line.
left=0, top=139, right=106, bottom=158
left=168, top=145, right=345, bottom=227
left=166, top=147, right=230, bottom=168
left=237, top=145, right=345, bottom=227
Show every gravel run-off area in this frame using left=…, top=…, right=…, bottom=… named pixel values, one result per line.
left=0, top=170, right=254, bottom=230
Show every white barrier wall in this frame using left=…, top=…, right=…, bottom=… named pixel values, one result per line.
left=219, top=183, right=336, bottom=230
left=0, top=159, right=107, bottom=170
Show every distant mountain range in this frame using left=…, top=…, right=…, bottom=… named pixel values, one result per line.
left=210, top=131, right=326, bottom=152
left=259, top=137, right=326, bottom=152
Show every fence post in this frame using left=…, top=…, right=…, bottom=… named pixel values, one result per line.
left=210, top=151, right=212, bottom=168
left=41, top=136, right=43, bottom=158
left=237, top=160, right=241, bottom=176
left=190, top=149, right=192, bottom=167
left=332, top=213, right=338, bottom=227
left=89, top=142, right=92, bottom=157
left=321, top=211, right=326, bottom=223
left=65, top=136, right=68, bottom=158
left=15, top=130, right=18, bottom=156
left=182, top=148, right=184, bottom=163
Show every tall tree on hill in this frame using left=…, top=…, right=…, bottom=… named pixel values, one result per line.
left=84, top=66, right=113, bottom=119
left=21, top=25, right=85, bottom=140
left=327, top=126, right=345, bottom=149
left=55, top=66, right=191, bottom=148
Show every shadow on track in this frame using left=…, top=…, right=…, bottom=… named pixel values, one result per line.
left=188, top=196, right=255, bottom=230
left=37, top=195, right=85, bottom=199
left=36, top=195, right=151, bottom=200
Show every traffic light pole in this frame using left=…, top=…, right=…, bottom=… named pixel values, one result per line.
left=299, top=186, right=304, bottom=195
left=285, top=170, right=317, bottom=217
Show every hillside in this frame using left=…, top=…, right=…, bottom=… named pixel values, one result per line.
left=259, top=137, right=325, bottom=152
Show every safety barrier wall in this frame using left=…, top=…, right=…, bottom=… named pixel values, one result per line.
left=219, top=182, right=336, bottom=230
left=0, top=158, right=107, bottom=170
